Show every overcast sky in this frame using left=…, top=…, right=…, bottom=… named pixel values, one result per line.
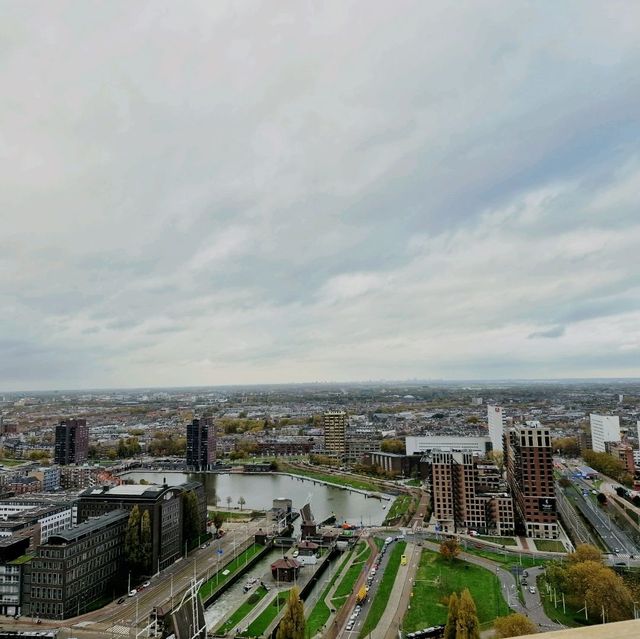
left=2, top=1, right=640, bottom=391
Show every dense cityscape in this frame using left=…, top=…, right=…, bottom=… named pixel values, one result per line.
left=4, top=2, right=640, bottom=639
left=0, top=381, right=637, bottom=638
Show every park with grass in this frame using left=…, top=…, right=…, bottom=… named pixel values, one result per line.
left=476, top=535, right=517, bottom=546
left=306, top=546, right=357, bottom=636
left=403, top=550, right=510, bottom=632
left=537, top=574, right=592, bottom=628
left=279, top=463, right=388, bottom=493
left=461, top=545, right=544, bottom=570
left=533, top=539, right=566, bottom=552
left=359, top=541, right=407, bottom=637
left=383, top=495, right=415, bottom=524
left=216, top=585, right=269, bottom=634
left=239, top=590, right=290, bottom=637
left=199, top=543, right=265, bottom=600
left=330, top=541, right=372, bottom=609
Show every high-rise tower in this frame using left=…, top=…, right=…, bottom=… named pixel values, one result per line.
left=505, top=423, right=557, bottom=538
left=186, top=417, right=216, bottom=471
left=54, top=418, right=89, bottom=465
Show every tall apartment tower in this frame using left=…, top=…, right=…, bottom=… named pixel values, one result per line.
left=54, top=418, right=89, bottom=466
left=323, top=410, right=347, bottom=458
left=505, top=423, right=557, bottom=539
left=186, top=417, right=216, bottom=471
left=487, top=405, right=504, bottom=453
left=589, top=414, right=621, bottom=453
left=430, top=450, right=514, bottom=536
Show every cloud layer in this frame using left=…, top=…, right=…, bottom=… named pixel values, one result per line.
left=2, top=1, right=640, bottom=390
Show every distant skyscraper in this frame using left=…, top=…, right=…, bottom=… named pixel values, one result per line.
left=186, top=417, right=216, bottom=471
left=589, top=414, right=621, bottom=453
left=505, top=423, right=557, bottom=539
left=54, top=418, right=89, bottom=466
left=487, top=405, right=504, bottom=453
left=323, top=410, right=347, bottom=458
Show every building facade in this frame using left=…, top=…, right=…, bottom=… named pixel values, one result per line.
left=505, top=424, right=558, bottom=539
left=77, top=481, right=205, bottom=572
left=589, top=414, right=621, bottom=453
left=22, top=510, right=127, bottom=619
left=323, top=410, right=347, bottom=458
left=487, top=405, right=505, bottom=453
left=186, top=417, right=216, bottom=471
left=54, top=419, right=89, bottom=466
left=405, top=435, right=492, bottom=456
left=346, top=437, right=381, bottom=463
left=430, top=451, right=514, bottom=535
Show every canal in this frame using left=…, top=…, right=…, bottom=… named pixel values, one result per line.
left=120, top=471, right=390, bottom=526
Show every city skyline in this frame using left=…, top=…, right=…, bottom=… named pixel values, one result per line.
left=3, top=2, right=640, bottom=391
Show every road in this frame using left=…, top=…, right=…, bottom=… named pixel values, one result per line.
left=561, top=472, right=637, bottom=556
left=0, top=519, right=268, bottom=636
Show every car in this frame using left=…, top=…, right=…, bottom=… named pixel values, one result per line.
left=143, top=581, right=150, bottom=588
left=615, top=548, right=621, bottom=553
left=522, top=570, right=528, bottom=577
left=400, top=554, right=408, bottom=566
left=117, top=597, right=125, bottom=604
left=129, top=590, right=137, bottom=597
left=529, top=587, right=536, bottom=594
left=292, top=550, right=299, bottom=557
left=201, top=544, right=208, bottom=549
left=521, top=580, right=527, bottom=587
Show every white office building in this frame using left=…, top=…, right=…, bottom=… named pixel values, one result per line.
left=405, top=435, right=491, bottom=456
left=589, top=414, right=621, bottom=453
left=487, top=405, right=504, bottom=453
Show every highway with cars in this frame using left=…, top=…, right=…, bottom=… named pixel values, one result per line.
left=558, top=463, right=638, bottom=556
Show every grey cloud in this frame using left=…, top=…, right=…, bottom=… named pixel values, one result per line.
left=2, top=2, right=640, bottom=389
left=528, top=326, right=566, bottom=339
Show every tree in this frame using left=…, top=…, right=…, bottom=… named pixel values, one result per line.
left=125, top=505, right=142, bottom=574
left=597, top=492, right=607, bottom=505
left=182, top=490, right=201, bottom=546
left=444, top=592, right=458, bottom=639
left=552, top=437, right=580, bottom=457
left=568, top=544, right=602, bottom=565
left=276, top=587, right=305, bottom=639
left=381, top=439, right=405, bottom=454
left=486, top=450, right=504, bottom=473
left=440, top=538, right=460, bottom=562
left=456, top=588, right=480, bottom=639
left=226, top=496, right=232, bottom=509
left=140, top=510, right=152, bottom=574
left=212, top=512, right=224, bottom=530
left=493, top=613, right=537, bottom=638
left=238, top=496, right=246, bottom=511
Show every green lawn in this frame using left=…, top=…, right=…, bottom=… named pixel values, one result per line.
left=331, top=543, right=372, bottom=608
left=403, top=551, right=509, bottom=632
left=461, top=546, right=544, bottom=570
left=241, top=590, right=290, bottom=637
left=537, top=575, right=592, bottom=628
left=307, top=551, right=354, bottom=637
left=280, top=464, right=383, bottom=493
left=209, top=509, right=264, bottom=521
left=384, top=495, right=411, bottom=524
left=476, top=536, right=517, bottom=546
left=199, top=543, right=264, bottom=599
left=359, top=541, right=406, bottom=637
left=534, top=539, right=566, bottom=553
left=0, top=458, right=27, bottom=467
left=216, top=586, right=268, bottom=634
